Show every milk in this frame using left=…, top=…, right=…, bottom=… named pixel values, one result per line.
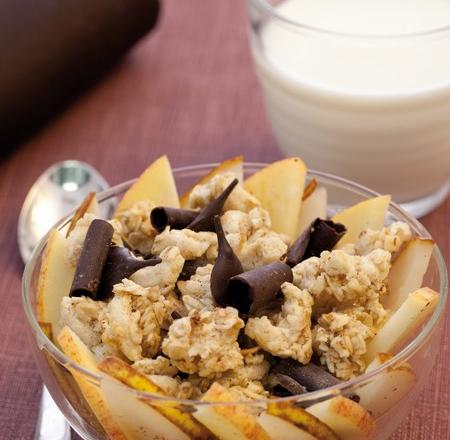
left=251, top=0, right=450, bottom=207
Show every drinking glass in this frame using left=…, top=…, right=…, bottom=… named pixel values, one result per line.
left=247, top=0, right=450, bottom=217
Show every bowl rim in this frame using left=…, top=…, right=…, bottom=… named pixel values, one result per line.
left=249, top=0, right=450, bottom=40
left=22, top=162, right=448, bottom=406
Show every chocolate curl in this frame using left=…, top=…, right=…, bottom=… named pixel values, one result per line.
left=211, top=216, right=243, bottom=306
left=150, top=207, right=198, bottom=233
left=70, top=219, right=114, bottom=299
left=268, top=373, right=307, bottom=397
left=187, top=178, right=239, bottom=232
left=286, top=218, right=346, bottom=267
left=179, top=257, right=209, bottom=281
left=272, top=359, right=339, bottom=392
left=226, top=262, right=293, bottom=316
left=98, top=246, right=161, bottom=299
left=272, top=359, right=360, bottom=401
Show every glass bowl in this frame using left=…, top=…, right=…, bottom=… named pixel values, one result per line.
left=22, top=163, right=448, bottom=440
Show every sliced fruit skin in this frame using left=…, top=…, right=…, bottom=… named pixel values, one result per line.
left=296, top=186, right=327, bottom=236
left=66, top=192, right=99, bottom=237
left=302, top=178, right=318, bottom=201
left=359, top=353, right=417, bottom=417
left=180, top=156, right=244, bottom=207
left=57, top=327, right=128, bottom=440
left=259, top=412, right=322, bottom=440
left=266, top=401, right=339, bottom=440
left=36, top=229, right=76, bottom=335
left=99, top=356, right=213, bottom=440
left=193, top=382, right=271, bottom=440
left=39, top=322, right=105, bottom=433
left=115, top=155, right=180, bottom=214
left=101, top=378, right=191, bottom=440
left=244, top=157, right=307, bottom=239
left=365, top=287, right=439, bottom=363
left=332, top=195, right=391, bottom=246
left=383, top=238, right=435, bottom=311
left=307, top=396, right=376, bottom=440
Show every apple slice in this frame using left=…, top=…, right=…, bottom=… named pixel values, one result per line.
left=180, top=156, right=244, bottom=207
left=57, top=327, right=128, bottom=440
left=193, top=382, right=271, bottom=440
left=98, top=356, right=212, bottom=439
left=307, top=396, right=376, bottom=440
left=296, top=186, right=328, bottom=236
left=37, top=229, right=76, bottom=334
left=244, top=157, right=308, bottom=239
left=65, top=192, right=99, bottom=237
left=358, top=353, right=417, bottom=417
left=332, top=195, right=391, bottom=247
left=383, top=238, right=435, bottom=311
left=365, top=287, right=439, bottom=363
left=259, top=401, right=339, bottom=440
left=115, top=155, right=179, bottom=214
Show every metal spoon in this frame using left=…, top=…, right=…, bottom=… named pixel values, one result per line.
left=18, top=160, right=111, bottom=440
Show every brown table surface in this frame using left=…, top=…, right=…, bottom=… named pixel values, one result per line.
left=0, top=1, right=448, bottom=439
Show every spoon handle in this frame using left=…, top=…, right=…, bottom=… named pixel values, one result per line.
left=34, top=386, right=71, bottom=440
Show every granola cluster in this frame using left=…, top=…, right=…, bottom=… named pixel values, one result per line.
left=161, top=307, right=244, bottom=377
left=64, top=213, right=96, bottom=267
left=185, top=172, right=260, bottom=213
left=115, top=200, right=157, bottom=255
left=60, top=172, right=413, bottom=398
left=245, top=282, right=313, bottom=364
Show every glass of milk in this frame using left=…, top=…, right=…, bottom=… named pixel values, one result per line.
left=247, top=0, right=450, bottom=216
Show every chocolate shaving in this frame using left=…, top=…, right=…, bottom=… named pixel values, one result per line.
left=270, top=359, right=359, bottom=401
left=211, top=215, right=243, bottom=306
left=98, top=246, right=161, bottom=299
left=187, top=178, right=238, bottom=232
left=286, top=218, right=346, bottom=267
left=238, top=330, right=257, bottom=349
left=150, top=207, right=198, bottom=233
left=70, top=219, right=114, bottom=300
left=269, top=373, right=307, bottom=397
left=178, top=257, right=209, bottom=281
left=272, top=359, right=340, bottom=392
left=226, top=262, right=293, bottom=316
left=171, top=310, right=183, bottom=320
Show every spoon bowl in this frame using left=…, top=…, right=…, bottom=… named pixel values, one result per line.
left=18, top=160, right=111, bottom=263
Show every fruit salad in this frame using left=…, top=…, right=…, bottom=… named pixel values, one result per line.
left=36, top=156, right=439, bottom=440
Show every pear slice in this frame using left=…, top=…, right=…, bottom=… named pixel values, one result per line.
left=39, top=321, right=53, bottom=339
left=244, top=157, right=307, bottom=239
left=115, top=155, right=179, bottom=214
left=365, top=287, right=439, bottom=363
left=296, top=186, right=328, bottom=236
left=180, top=156, right=244, bottom=207
left=307, top=396, right=376, bottom=440
left=65, top=192, right=99, bottom=237
left=98, top=356, right=212, bottom=440
left=101, top=378, right=192, bottom=440
left=358, top=353, right=417, bottom=417
left=193, top=382, right=271, bottom=440
left=383, top=238, right=435, bottom=311
left=57, top=327, right=128, bottom=440
left=332, top=195, right=391, bottom=247
left=36, top=229, right=75, bottom=334
left=259, top=413, right=322, bottom=440
left=260, top=401, right=339, bottom=440
left=40, top=322, right=105, bottom=432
